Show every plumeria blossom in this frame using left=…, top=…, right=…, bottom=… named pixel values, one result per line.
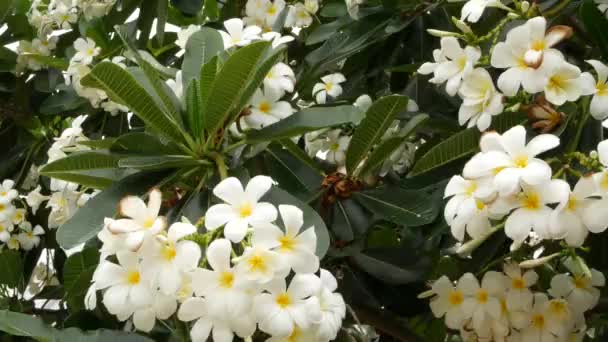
left=580, top=59, right=608, bottom=120
left=450, top=0, right=510, bottom=23
left=142, top=222, right=200, bottom=295
left=205, top=176, right=277, bottom=243
left=542, top=60, right=587, bottom=105
left=264, top=62, right=296, bottom=95
left=72, top=38, right=100, bottom=65
left=234, top=245, right=285, bottom=283
left=582, top=140, right=608, bottom=233
left=107, top=189, right=166, bottom=251
left=0, top=180, right=18, bottom=203
left=503, top=262, right=537, bottom=311
left=459, top=272, right=506, bottom=333
left=312, top=73, right=346, bottom=104
left=491, top=17, right=572, bottom=96
left=132, top=291, right=177, bottom=332
left=219, top=18, right=262, bottom=49
left=322, top=130, right=351, bottom=166
left=261, top=31, right=295, bottom=48
left=517, top=293, right=567, bottom=341
left=254, top=274, right=322, bottom=337
left=0, top=220, right=12, bottom=242
left=245, top=86, right=295, bottom=129
left=262, top=0, right=286, bottom=28
left=428, top=275, right=469, bottom=329
left=458, top=68, right=504, bottom=131
left=252, top=205, right=319, bottom=274
left=17, top=224, right=44, bottom=251
left=463, top=126, right=560, bottom=196
left=549, top=262, right=605, bottom=313
left=315, top=269, right=347, bottom=341
left=418, top=37, right=481, bottom=96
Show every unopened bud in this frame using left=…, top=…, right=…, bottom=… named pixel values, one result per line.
left=417, top=289, right=434, bottom=299
left=521, top=1, right=530, bottom=12
left=451, top=17, right=472, bottom=34
left=507, top=12, right=520, bottom=19
left=590, top=150, right=598, bottom=159
left=519, top=253, right=560, bottom=268
left=427, top=29, right=461, bottom=38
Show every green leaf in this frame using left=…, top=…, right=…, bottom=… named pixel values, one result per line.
left=358, top=113, right=428, bottom=176
left=156, top=0, right=168, bottom=45
left=332, top=199, right=371, bottom=242
left=246, top=105, right=364, bottom=142
left=0, top=310, right=154, bottom=341
left=24, top=54, right=69, bottom=70
left=353, top=186, right=439, bottom=227
left=78, top=138, right=117, bottom=150
left=351, top=247, right=433, bottom=285
left=118, top=156, right=204, bottom=170
left=279, top=138, right=324, bottom=173
left=409, top=112, right=527, bottom=176
left=56, top=172, right=168, bottom=249
left=39, top=151, right=128, bottom=189
left=0, top=251, right=23, bottom=288
left=39, top=89, right=88, bottom=115
left=110, top=132, right=182, bottom=155
left=81, top=61, right=185, bottom=143
left=199, top=56, right=218, bottom=112
left=181, top=27, right=224, bottom=88
left=264, top=146, right=323, bottom=201
left=0, top=1, right=13, bottom=23
left=63, top=248, right=100, bottom=311
left=263, top=187, right=330, bottom=258
left=186, top=79, right=204, bottom=139
left=346, top=95, right=409, bottom=175
left=204, top=41, right=270, bottom=141
left=580, top=0, right=608, bottom=58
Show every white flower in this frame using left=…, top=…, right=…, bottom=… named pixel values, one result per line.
left=107, top=189, right=167, bottom=251
left=252, top=205, right=319, bottom=274
left=287, top=3, right=314, bottom=27
left=500, top=180, right=569, bottom=248
left=142, top=222, right=200, bottom=295
left=354, top=94, right=373, bottom=111
left=581, top=140, right=608, bottom=233
left=234, top=245, right=285, bottom=283
left=132, top=291, right=177, bottom=332
left=503, top=262, right=537, bottom=311
left=245, top=0, right=271, bottom=27
left=191, top=239, right=255, bottom=319
left=549, top=176, right=598, bottom=247
left=264, top=62, right=295, bottom=95
left=176, top=24, right=200, bottom=50
left=46, top=187, right=79, bottom=228
left=178, top=297, right=256, bottom=342
left=458, top=68, right=504, bottom=131
left=517, top=293, right=567, bottom=341
left=322, top=130, right=350, bottom=166
left=254, top=274, right=322, bottom=337
left=101, top=100, right=129, bottom=115
left=72, top=38, right=100, bottom=65
left=12, top=209, right=26, bottom=225
left=312, top=73, right=346, bottom=104
left=314, top=269, right=346, bottom=341
left=32, top=36, right=57, bottom=55
left=0, top=221, right=12, bottom=242
left=579, top=60, right=608, bottom=120
left=0, top=180, right=18, bottom=203
left=7, top=236, right=20, bottom=250
left=417, top=37, right=481, bottom=96
left=459, top=272, right=506, bottom=333
left=345, top=0, right=365, bottom=19
left=261, top=31, right=295, bottom=48
left=219, top=18, right=262, bottom=49
left=56, top=114, right=88, bottom=146
left=454, top=0, right=509, bottom=23
left=491, top=17, right=572, bottom=96
left=428, top=275, right=467, bottom=329
left=91, top=251, right=153, bottom=316
left=245, top=87, right=295, bottom=129
left=17, top=224, right=44, bottom=251
left=98, top=219, right=128, bottom=260
left=51, top=3, right=77, bottom=29
left=166, top=71, right=183, bottom=99
left=542, top=60, right=586, bottom=105
left=549, top=264, right=605, bottom=313
left=205, top=176, right=277, bottom=243
left=263, top=0, right=286, bottom=28
left=463, top=126, right=559, bottom=196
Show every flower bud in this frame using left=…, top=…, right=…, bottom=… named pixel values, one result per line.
left=521, top=1, right=530, bottom=12
left=519, top=253, right=560, bottom=269
left=417, top=289, right=434, bottom=299
left=426, top=29, right=461, bottom=38
left=451, top=17, right=472, bottom=34
left=507, top=12, right=520, bottom=19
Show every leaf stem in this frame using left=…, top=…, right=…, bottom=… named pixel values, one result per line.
left=209, top=152, right=228, bottom=180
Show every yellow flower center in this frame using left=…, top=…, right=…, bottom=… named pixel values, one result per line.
left=521, top=192, right=541, bottom=210
left=493, top=166, right=506, bottom=175
left=597, top=82, right=608, bottom=96
left=548, top=75, right=566, bottom=90
left=325, top=82, right=333, bottom=91
left=219, top=272, right=234, bottom=288
left=475, top=199, right=485, bottom=210
left=531, top=40, right=546, bottom=51
left=162, top=245, right=177, bottom=261
left=602, top=172, right=608, bottom=190
left=279, top=236, right=296, bottom=251
left=258, top=101, right=271, bottom=113
left=26, top=232, right=33, bottom=238
left=0, top=191, right=6, bottom=196
left=143, top=218, right=155, bottom=229
left=127, top=271, right=140, bottom=285
left=0, top=204, right=5, bottom=211
left=239, top=203, right=253, bottom=218
left=457, top=56, right=467, bottom=70
left=267, top=5, right=277, bottom=15
left=0, top=225, right=4, bottom=232
left=512, top=278, right=525, bottom=289
left=276, top=293, right=292, bottom=308
left=330, top=142, right=340, bottom=151
left=532, top=314, right=545, bottom=328
left=287, top=327, right=301, bottom=342
left=248, top=254, right=267, bottom=272
left=448, top=291, right=463, bottom=306
left=86, top=48, right=95, bottom=56
left=465, top=182, right=477, bottom=196
left=514, top=155, right=529, bottom=168
left=549, top=300, right=567, bottom=316
left=476, top=290, right=488, bottom=303
left=573, top=276, right=588, bottom=289
left=567, top=195, right=578, bottom=211
left=500, top=299, right=508, bottom=313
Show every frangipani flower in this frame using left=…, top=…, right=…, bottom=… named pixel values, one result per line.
left=450, top=0, right=510, bottom=23
left=264, top=62, right=295, bottom=95
left=458, top=68, right=504, bottom=131
left=73, top=38, right=100, bottom=65
left=542, top=60, right=586, bottom=105
left=314, top=269, right=346, bottom=341
left=219, top=18, right=262, bottom=49
left=176, top=24, right=199, bottom=50
left=580, top=59, right=608, bottom=120
left=322, top=130, right=351, bottom=166
left=518, top=293, right=567, bottom=340
left=312, top=73, right=346, bottom=104
left=17, top=224, right=44, bottom=251
left=460, top=272, right=506, bottom=333
left=0, top=180, right=18, bottom=203
left=245, top=86, right=295, bottom=129
left=549, top=262, right=605, bottom=313
left=503, top=262, right=537, bottom=311
left=234, top=246, right=285, bottom=283
left=205, top=176, right=277, bottom=243
left=252, top=205, right=319, bottom=274
left=429, top=275, right=468, bottom=329
left=132, top=291, right=177, bottom=332
left=582, top=140, right=608, bottom=233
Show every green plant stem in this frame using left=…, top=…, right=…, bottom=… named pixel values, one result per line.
left=542, top=0, right=572, bottom=17
left=224, top=139, right=246, bottom=153
left=209, top=152, right=228, bottom=179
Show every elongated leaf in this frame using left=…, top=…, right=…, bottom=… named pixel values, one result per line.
left=0, top=310, right=154, bottom=341
left=265, top=146, right=323, bottom=201
left=204, top=41, right=270, bottom=140
left=182, top=28, right=224, bottom=88
left=358, top=113, right=428, bottom=176
left=580, top=0, right=608, bottom=58
left=63, top=248, right=99, bottom=311
left=78, top=138, right=117, bottom=149
left=279, top=138, right=324, bottom=173
left=111, top=132, right=181, bottom=155
left=186, top=79, right=204, bottom=138
left=236, top=45, right=287, bottom=111
left=40, top=151, right=127, bottom=189
left=200, top=56, right=218, bottom=112
left=81, top=62, right=185, bottom=143
left=155, top=0, right=168, bottom=45
left=118, top=156, right=204, bottom=170
left=246, top=105, right=364, bottom=142
left=25, top=54, right=69, bottom=70
left=409, top=112, right=526, bottom=176
left=262, top=187, right=330, bottom=258
left=353, top=186, right=439, bottom=227
left=56, top=172, right=168, bottom=249
left=0, top=251, right=22, bottom=287
left=346, top=95, right=409, bottom=175
left=351, top=247, right=433, bottom=285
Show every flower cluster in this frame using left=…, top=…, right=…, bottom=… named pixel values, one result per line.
left=424, top=261, right=605, bottom=341
left=27, top=116, right=96, bottom=229
left=0, top=179, right=45, bottom=251
left=419, top=13, right=608, bottom=131
left=445, top=125, right=608, bottom=251
left=85, top=176, right=346, bottom=341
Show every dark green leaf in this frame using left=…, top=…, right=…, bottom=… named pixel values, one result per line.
left=0, top=251, right=22, bottom=288
left=118, top=155, right=204, bottom=170
left=580, top=0, right=608, bottom=58
left=264, top=146, right=323, bottom=201
left=351, top=247, right=433, bottom=285
left=186, top=79, right=204, bottom=138
left=39, top=151, right=128, bottom=189
left=181, top=27, right=224, bottom=88
left=63, top=248, right=100, bottom=311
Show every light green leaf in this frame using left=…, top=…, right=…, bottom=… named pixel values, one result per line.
left=39, top=151, right=128, bottom=189
left=181, top=28, right=224, bottom=88
left=186, top=79, right=204, bottom=139
left=56, top=172, right=168, bottom=249
left=204, top=41, right=270, bottom=141
left=81, top=61, right=185, bottom=143
left=236, top=45, right=287, bottom=111
left=246, top=105, right=364, bottom=142
left=409, top=112, right=526, bottom=176
left=346, top=95, right=409, bottom=175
